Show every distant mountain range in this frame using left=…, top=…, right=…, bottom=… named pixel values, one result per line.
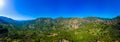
left=0, top=16, right=113, bottom=24
left=0, top=16, right=119, bottom=29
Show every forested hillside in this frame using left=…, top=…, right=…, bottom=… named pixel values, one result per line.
left=0, top=16, right=120, bottom=42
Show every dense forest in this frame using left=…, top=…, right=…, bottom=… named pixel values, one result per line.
left=0, top=16, right=120, bottom=42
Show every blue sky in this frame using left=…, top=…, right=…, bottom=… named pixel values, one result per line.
left=0, top=0, right=120, bottom=20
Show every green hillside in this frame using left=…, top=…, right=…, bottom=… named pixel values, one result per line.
left=0, top=16, right=119, bottom=42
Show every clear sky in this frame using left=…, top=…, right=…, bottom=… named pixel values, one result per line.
left=0, top=0, right=120, bottom=20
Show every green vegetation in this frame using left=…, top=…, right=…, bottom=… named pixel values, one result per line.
left=0, top=16, right=120, bottom=42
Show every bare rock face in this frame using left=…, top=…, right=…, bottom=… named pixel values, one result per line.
left=47, top=33, right=58, bottom=37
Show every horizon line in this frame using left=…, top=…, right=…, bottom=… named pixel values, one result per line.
left=0, top=15, right=120, bottom=20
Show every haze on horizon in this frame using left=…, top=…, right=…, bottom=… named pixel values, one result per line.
left=0, top=0, right=120, bottom=20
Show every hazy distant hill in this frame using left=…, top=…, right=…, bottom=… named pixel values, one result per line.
left=0, top=16, right=13, bottom=24
left=0, top=16, right=28, bottom=25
